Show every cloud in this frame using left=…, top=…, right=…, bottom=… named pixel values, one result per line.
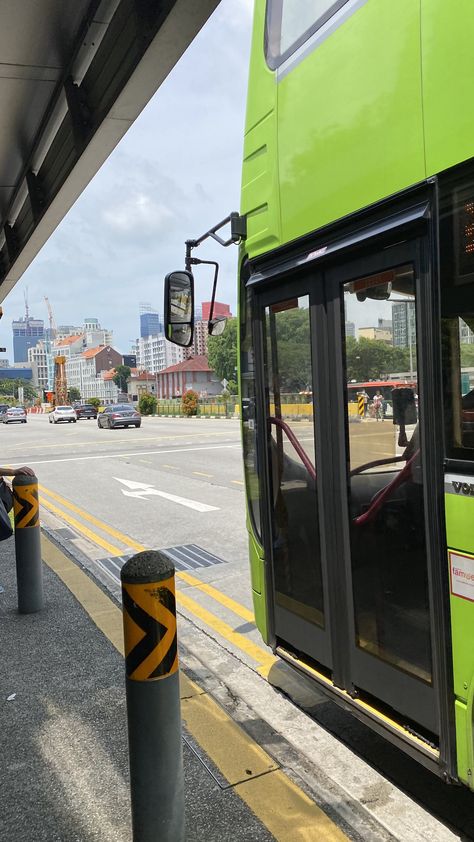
left=102, top=193, right=174, bottom=234
left=1, top=0, right=253, bottom=357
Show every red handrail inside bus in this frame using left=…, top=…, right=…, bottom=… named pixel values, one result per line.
left=269, top=416, right=419, bottom=527
left=269, top=416, right=316, bottom=480
left=353, top=450, right=419, bottom=527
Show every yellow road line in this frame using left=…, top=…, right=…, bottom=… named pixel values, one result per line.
left=38, top=483, right=144, bottom=553
left=192, top=471, right=213, bottom=477
left=231, top=480, right=244, bottom=485
left=39, top=483, right=256, bottom=626
left=40, top=496, right=123, bottom=557
left=162, top=464, right=178, bottom=469
left=178, top=570, right=254, bottom=624
left=177, top=590, right=275, bottom=672
left=41, top=534, right=347, bottom=841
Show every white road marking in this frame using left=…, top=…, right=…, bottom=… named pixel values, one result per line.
left=7, top=443, right=239, bottom=467
left=113, top=477, right=219, bottom=512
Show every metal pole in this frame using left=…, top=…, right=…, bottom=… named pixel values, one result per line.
left=121, top=550, right=184, bottom=842
left=12, top=474, right=43, bottom=613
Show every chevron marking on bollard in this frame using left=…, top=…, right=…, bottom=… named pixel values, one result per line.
left=13, top=483, right=39, bottom=528
left=122, top=577, right=178, bottom=681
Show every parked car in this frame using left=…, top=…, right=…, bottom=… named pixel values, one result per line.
left=97, top=404, right=141, bottom=429
left=2, top=406, right=27, bottom=424
left=74, top=403, right=98, bottom=420
left=49, top=405, right=77, bottom=424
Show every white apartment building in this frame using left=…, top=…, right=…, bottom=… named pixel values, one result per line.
left=66, top=345, right=122, bottom=402
left=133, top=334, right=185, bottom=374
left=28, top=340, right=49, bottom=389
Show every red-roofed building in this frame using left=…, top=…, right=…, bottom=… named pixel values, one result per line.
left=156, top=355, right=222, bottom=399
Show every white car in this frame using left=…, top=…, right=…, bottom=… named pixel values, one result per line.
left=49, top=405, right=77, bottom=424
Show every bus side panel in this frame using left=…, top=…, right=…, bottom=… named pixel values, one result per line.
left=445, top=492, right=474, bottom=789
left=422, top=0, right=474, bottom=177
left=247, top=519, right=270, bottom=644
left=277, top=0, right=425, bottom=247
left=241, top=0, right=281, bottom=256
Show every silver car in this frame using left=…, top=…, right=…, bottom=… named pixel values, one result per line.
left=97, top=404, right=141, bottom=429
left=49, top=405, right=77, bottom=424
left=3, top=406, right=27, bottom=424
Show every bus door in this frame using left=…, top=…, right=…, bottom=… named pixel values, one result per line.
left=326, top=239, right=440, bottom=737
left=257, top=237, right=443, bottom=739
left=258, top=277, right=332, bottom=669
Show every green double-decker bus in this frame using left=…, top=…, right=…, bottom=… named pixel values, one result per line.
left=239, top=0, right=474, bottom=788
left=165, top=0, right=474, bottom=789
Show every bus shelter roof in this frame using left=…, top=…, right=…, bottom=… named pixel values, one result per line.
left=0, top=0, right=218, bottom=301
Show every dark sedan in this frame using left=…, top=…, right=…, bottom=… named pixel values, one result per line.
left=97, top=404, right=141, bottom=429
left=75, top=404, right=98, bottom=420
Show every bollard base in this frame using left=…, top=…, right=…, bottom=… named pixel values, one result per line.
left=15, top=527, right=43, bottom=613
left=126, top=671, right=185, bottom=842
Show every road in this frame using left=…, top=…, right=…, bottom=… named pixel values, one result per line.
left=3, top=413, right=474, bottom=841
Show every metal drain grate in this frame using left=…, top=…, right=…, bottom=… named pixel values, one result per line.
left=96, top=544, right=228, bottom=584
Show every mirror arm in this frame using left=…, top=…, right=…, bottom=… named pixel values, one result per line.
left=185, top=212, right=246, bottom=267
left=184, top=256, right=219, bottom=325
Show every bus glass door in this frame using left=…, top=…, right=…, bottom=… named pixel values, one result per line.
left=329, top=246, right=438, bottom=736
left=260, top=282, right=331, bottom=668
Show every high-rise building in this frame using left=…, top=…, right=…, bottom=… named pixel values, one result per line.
left=140, top=311, right=163, bottom=338
left=133, top=335, right=185, bottom=374
left=392, top=301, right=416, bottom=347
left=12, top=316, right=44, bottom=362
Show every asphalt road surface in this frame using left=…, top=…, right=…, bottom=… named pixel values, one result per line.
left=3, top=413, right=474, bottom=841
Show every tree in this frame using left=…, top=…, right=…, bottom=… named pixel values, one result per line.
left=269, top=308, right=312, bottom=393
left=345, top=337, right=412, bottom=382
left=207, top=318, right=237, bottom=383
left=113, top=365, right=131, bottom=393
left=182, top=389, right=198, bottom=416
left=139, top=393, right=157, bottom=416
left=87, top=397, right=101, bottom=409
left=68, top=387, right=81, bottom=402
left=0, top=378, right=38, bottom=402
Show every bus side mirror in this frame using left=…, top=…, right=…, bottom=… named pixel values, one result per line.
left=164, top=270, right=194, bottom=347
left=209, top=316, right=227, bottom=337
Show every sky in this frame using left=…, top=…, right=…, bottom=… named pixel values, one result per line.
left=3, top=0, right=253, bottom=359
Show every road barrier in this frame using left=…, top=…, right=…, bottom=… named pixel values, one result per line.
left=121, top=550, right=184, bottom=842
left=12, top=474, right=43, bottom=613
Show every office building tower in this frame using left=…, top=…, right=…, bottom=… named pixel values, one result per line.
left=12, top=316, right=44, bottom=362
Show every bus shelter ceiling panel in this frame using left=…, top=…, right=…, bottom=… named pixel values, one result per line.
left=0, top=0, right=219, bottom=296
left=0, top=0, right=90, bottom=214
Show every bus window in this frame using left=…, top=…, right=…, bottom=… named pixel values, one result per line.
left=265, top=0, right=350, bottom=67
left=440, top=178, right=474, bottom=459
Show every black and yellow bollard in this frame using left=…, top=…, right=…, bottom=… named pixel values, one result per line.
left=12, top=474, right=43, bottom=613
left=357, top=394, right=365, bottom=418
left=121, top=550, right=184, bottom=842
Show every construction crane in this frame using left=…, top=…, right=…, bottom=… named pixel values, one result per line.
left=53, top=355, right=67, bottom=405
left=44, top=296, right=57, bottom=338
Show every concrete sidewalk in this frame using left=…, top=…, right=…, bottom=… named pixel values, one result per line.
left=0, top=535, right=278, bottom=842
left=0, top=532, right=355, bottom=842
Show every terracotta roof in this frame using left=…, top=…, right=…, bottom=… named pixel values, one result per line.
left=130, top=369, right=155, bottom=379
left=55, top=334, right=83, bottom=347
left=102, top=369, right=116, bottom=381
left=81, top=345, right=106, bottom=358
left=157, top=355, right=212, bottom=376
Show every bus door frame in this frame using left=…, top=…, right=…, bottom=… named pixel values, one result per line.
left=248, top=185, right=456, bottom=776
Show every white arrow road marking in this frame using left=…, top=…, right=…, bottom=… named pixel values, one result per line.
left=113, top=477, right=219, bottom=512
